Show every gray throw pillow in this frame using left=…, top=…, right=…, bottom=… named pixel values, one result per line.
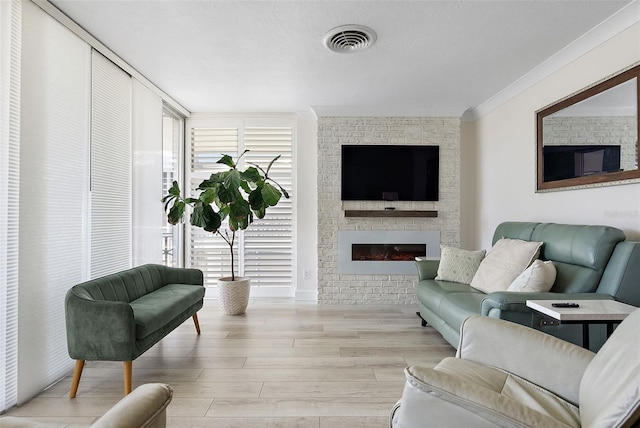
left=435, top=246, right=486, bottom=285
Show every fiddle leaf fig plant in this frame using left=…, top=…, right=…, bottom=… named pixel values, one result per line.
left=162, top=150, right=289, bottom=281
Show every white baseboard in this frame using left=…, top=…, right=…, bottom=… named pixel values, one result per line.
left=295, top=290, right=318, bottom=301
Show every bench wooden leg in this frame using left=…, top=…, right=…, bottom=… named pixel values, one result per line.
left=69, top=360, right=85, bottom=398
left=192, top=313, right=201, bottom=335
left=123, top=361, right=132, bottom=395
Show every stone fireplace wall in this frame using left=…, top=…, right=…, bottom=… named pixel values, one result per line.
left=317, top=117, right=461, bottom=304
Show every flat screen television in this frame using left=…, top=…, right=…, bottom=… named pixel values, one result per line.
left=543, top=145, right=621, bottom=182
left=341, top=145, right=439, bottom=201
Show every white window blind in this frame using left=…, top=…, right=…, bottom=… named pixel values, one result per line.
left=132, top=79, right=163, bottom=267
left=188, top=127, right=239, bottom=284
left=187, top=121, right=294, bottom=295
left=91, top=51, right=132, bottom=278
left=0, top=0, right=21, bottom=412
left=18, top=0, right=90, bottom=403
left=243, top=127, right=293, bottom=290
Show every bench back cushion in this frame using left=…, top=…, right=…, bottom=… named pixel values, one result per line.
left=73, top=264, right=174, bottom=303
left=493, top=222, right=625, bottom=294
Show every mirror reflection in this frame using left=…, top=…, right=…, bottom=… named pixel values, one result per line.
left=537, top=65, right=640, bottom=191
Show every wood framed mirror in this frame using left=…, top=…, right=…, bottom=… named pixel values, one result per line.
left=537, top=64, right=640, bottom=191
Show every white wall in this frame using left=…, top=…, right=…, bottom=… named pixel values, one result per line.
left=468, top=22, right=640, bottom=249
left=294, top=114, right=318, bottom=300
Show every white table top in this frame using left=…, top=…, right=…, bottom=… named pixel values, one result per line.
left=526, top=299, right=637, bottom=322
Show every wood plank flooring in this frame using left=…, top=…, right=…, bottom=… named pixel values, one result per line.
left=3, top=299, right=455, bottom=427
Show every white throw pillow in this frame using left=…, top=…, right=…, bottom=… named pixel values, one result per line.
left=470, top=238, right=543, bottom=294
left=507, top=259, right=556, bottom=292
left=435, top=246, right=486, bottom=285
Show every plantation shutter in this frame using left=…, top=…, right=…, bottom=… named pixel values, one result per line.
left=90, top=51, right=132, bottom=278
left=243, top=127, right=293, bottom=291
left=188, top=127, right=239, bottom=285
left=187, top=119, right=294, bottom=295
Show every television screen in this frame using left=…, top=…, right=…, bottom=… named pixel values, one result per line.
left=543, top=145, right=621, bottom=181
left=341, top=145, right=439, bottom=201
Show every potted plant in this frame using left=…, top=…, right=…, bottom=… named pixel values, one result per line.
left=162, top=150, right=289, bottom=315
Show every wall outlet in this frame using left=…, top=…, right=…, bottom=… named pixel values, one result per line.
left=303, top=269, right=311, bottom=279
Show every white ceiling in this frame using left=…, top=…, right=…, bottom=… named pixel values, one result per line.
left=48, top=0, right=636, bottom=118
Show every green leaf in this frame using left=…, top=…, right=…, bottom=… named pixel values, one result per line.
left=190, top=203, right=221, bottom=233
left=169, top=181, right=181, bottom=196
left=248, top=188, right=264, bottom=211
left=202, top=205, right=221, bottom=232
left=223, top=169, right=242, bottom=191
left=241, top=166, right=261, bottom=183
left=167, top=201, right=185, bottom=225
left=261, top=182, right=282, bottom=206
left=200, top=187, right=217, bottom=204
left=217, top=154, right=236, bottom=169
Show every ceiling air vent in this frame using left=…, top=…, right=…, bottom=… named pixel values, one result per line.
left=323, top=25, right=377, bottom=53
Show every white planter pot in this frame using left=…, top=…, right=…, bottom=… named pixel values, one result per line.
left=217, top=277, right=250, bottom=315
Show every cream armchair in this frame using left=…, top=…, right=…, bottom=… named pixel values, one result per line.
left=0, top=383, right=172, bottom=428
left=391, top=309, right=640, bottom=428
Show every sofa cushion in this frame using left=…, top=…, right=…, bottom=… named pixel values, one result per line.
left=532, top=223, right=625, bottom=293
left=507, top=260, right=556, bottom=292
left=417, top=280, right=483, bottom=316
left=434, top=358, right=580, bottom=427
left=470, top=238, right=542, bottom=294
left=579, top=308, right=640, bottom=428
left=404, top=364, right=579, bottom=428
left=130, top=284, right=206, bottom=339
left=435, top=246, right=486, bottom=284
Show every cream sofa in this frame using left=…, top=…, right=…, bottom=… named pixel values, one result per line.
left=391, top=309, right=640, bottom=428
left=0, top=383, right=172, bottom=427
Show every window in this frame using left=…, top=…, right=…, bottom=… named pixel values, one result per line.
left=162, top=107, right=184, bottom=267
left=186, top=118, right=294, bottom=296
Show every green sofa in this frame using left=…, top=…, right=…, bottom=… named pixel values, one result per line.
left=65, top=264, right=205, bottom=397
left=416, top=222, right=640, bottom=350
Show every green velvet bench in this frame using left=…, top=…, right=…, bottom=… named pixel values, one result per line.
left=65, top=264, right=205, bottom=398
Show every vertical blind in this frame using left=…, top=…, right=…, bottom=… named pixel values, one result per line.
left=91, top=51, right=132, bottom=278
left=17, top=0, right=91, bottom=403
left=1, top=1, right=178, bottom=411
left=0, top=0, right=21, bottom=412
left=187, top=121, right=294, bottom=294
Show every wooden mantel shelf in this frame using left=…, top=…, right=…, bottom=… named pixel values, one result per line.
left=344, top=210, right=438, bottom=218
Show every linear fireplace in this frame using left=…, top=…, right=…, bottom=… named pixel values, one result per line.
left=352, top=244, right=427, bottom=262
left=338, top=231, right=440, bottom=274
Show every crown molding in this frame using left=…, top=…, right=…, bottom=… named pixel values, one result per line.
left=463, top=0, right=640, bottom=122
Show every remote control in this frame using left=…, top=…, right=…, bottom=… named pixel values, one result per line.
left=551, top=303, right=580, bottom=308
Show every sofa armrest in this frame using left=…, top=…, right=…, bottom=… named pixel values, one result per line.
left=457, top=316, right=594, bottom=405
left=415, top=259, right=439, bottom=280
left=160, top=265, right=204, bottom=286
left=481, top=291, right=614, bottom=316
left=65, top=288, right=136, bottom=361
left=93, top=383, right=172, bottom=428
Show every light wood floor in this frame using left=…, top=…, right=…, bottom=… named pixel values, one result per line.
left=4, top=299, right=455, bottom=427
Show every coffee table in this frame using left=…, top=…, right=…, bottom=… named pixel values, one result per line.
left=526, top=299, right=637, bottom=349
